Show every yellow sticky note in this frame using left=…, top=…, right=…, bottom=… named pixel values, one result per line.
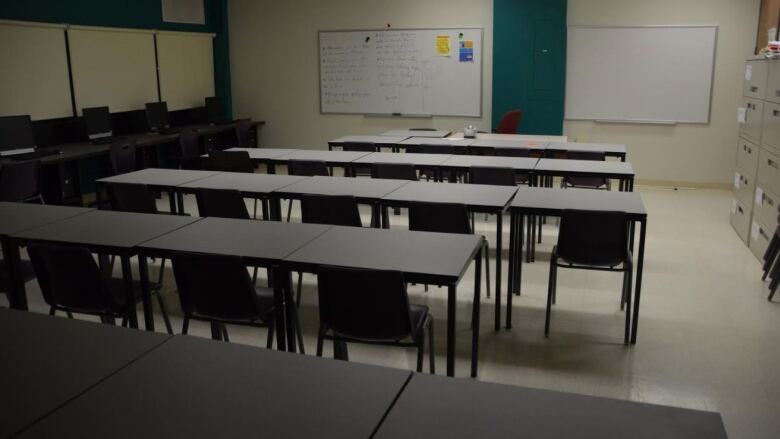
left=463, top=40, right=474, bottom=49
left=436, top=35, right=451, bottom=56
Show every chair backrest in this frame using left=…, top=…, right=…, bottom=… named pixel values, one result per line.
left=205, top=150, right=254, bottom=173
left=108, top=140, right=137, bottom=175
left=408, top=202, right=471, bottom=235
left=178, top=128, right=200, bottom=161
left=342, top=142, right=377, bottom=152
left=469, top=166, right=516, bottom=187
left=557, top=209, right=629, bottom=266
left=27, top=244, right=118, bottom=314
left=287, top=160, right=329, bottom=176
left=106, top=183, right=158, bottom=214
left=171, top=253, right=264, bottom=321
left=235, top=119, right=254, bottom=148
left=494, top=147, right=530, bottom=158
left=301, top=194, right=362, bottom=227
left=495, top=109, right=522, bottom=134
left=317, top=266, right=413, bottom=341
left=0, top=160, right=42, bottom=202
left=371, top=163, right=418, bottom=181
left=567, top=151, right=605, bottom=161
left=195, top=188, right=250, bottom=219
left=417, top=144, right=454, bottom=155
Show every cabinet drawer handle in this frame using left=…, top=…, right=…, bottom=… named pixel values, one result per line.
left=738, top=206, right=744, bottom=214
left=751, top=86, right=759, bottom=92
left=760, top=227, right=770, bottom=240
left=767, top=196, right=775, bottom=207
left=769, top=159, right=779, bottom=170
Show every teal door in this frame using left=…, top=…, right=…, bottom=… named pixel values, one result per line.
left=492, top=0, right=566, bottom=135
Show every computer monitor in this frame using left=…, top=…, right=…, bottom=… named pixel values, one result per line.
left=83, top=106, right=113, bottom=140
left=145, top=101, right=170, bottom=132
left=205, top=96, right=223, bottom=124
left=0, top=115, right=36, bottom=156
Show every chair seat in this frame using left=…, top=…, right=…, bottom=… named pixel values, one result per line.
left=188, top=286, right=276, bottom=324
left=107, top=277, right=164, bottom=306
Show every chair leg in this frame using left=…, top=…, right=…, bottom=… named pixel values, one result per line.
left=252, top=266, right=259, bottom=285
left=49, top=307, right=56, bottom=316
left=545, top=259, right=556, bottom=336
left=333, top=336, right=349, bottom=361
left=769, top=277, right=778, bottom=301
left=293, top=306, right=305, bottom=354
left=483, top=241, right=491, bottom=298
left=763, top=235, right=779, bottom=280
left=316, top=327, right=326, bottom=357
left=416, top=331, right=425, bottom=373
left=155, top=293, right=174, bottom=335
left=253, top=198, right=259, bottom=219
left=221, top=324, right=230, bottom=342
left=296, top=272, right=303, bottom=307
left=66, top=311, right=73, bottom=319
left=428, top=317, right=435, bottom=374
left=769, top=261, right=780, bottom=301
left=266, top=321, right=275, bottom=349
left=182, top=316, right=190, bottom=335
left=286, top=200, right=293, bottom=222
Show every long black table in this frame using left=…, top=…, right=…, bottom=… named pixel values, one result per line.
left=17, top=334, right=410, bottom=439
left=533, top=158, right=636, bottom=191
left=0, top=203, right=93, bottom=310
left=284, top=225, right=483, bottom=377
left=373, top=373, right=727, bottom=439
left=0, top=308, right=170, bottom=438
left=267, top=149, right=373, bottom=175
left=507, top=187, right=648, bottom=344
left=380, top=181, right=518, bottom=332
left=221, top=147, right=300, bottom=172
left=7, top=210, right=200, bottom=328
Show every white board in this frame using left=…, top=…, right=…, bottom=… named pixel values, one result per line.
left=319, top=28, right=482, bottom=117
left=565, top=25, right=717, bottom=124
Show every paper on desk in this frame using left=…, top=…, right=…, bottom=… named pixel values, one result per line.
left=745, top=65, right=753, bottom=81
left=751, top=222, right=760, bottom=241
left=734, top=173, right=741, bottom=189
left=756, top=187, right=764, bottom=206
left=737, top=108, right=747, bottom=124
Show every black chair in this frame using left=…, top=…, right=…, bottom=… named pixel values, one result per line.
left=371, top=163, right=418, bottom=181
left=195, top=188, right=250, bottom=220
left=204, top=150, right=254, bottom=173
left=408, top=202, right=490, bottom=298
left=493, top=148, right=531, bottom=184
left=285, top=160, right=330, bottom=221
left=545, top=210, right=632, bottom=339
left=27, top=244, right=137, bottom=325
left=343, top=142, right=376, bottom=176
left=235, top=119, right=255, bottom=148
left=469, top=166, right=516, bottom=186
left=316, top=266, right=434, bottom=373
left=108, top=140, right=138, bottom=175
left=562, top=151, right=610, bottom=190
left=177, top=128, right=201, bottom=170
left=105, top=182, right=174, bottom=333
left=170, top=252, right=300, bottom=350
left=0, top=160, right=44, bottom=203
left=764, top=207, right=780, bottom=301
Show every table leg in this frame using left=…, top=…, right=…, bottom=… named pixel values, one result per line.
left=494, top=213, right=502, bottom=331
left=370, top=204, right=379, bottom=228
left=176, top=192, right=185, bottom=215
left=168, top=191, right=177, bottom=214
left=120, top=255, right=138, bottom=329
left=138, top=253, right=155, bottom=331
left=269, top=197, right=282, bottom=221
left=3, top=238, right=28, bottom=310
left=262, top=199, right=269, bottom=220
left=210, top=322, right=223, bottom=341
left=268, top=163, right=277, bottom=174
left=508, top=212, right=516, bottom=300
left=284, top=270, right=297, bottom=353
left=271, top=265, right=287, bottom=351
left=631, top=219, right=647, bottom=344
left=471, top=246, right=482, bottom=378
left=508, top=214, right=524, bottom=329
left=447, top=284, right=456, bottom=377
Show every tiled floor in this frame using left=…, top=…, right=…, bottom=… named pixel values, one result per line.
left=12, top=185, right=778, bottom=438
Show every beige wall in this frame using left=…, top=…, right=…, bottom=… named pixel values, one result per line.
left=566, top=0, right=760, bottom=185
left=228, top=0, right=493, bottom=149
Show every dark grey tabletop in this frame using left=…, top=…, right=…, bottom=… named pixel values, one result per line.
left=328, top=135, right=408, bottom=145
left=274, top=176, right=411, bottom=201
left=382, top=181, right=518, bottom=212
left=18, top=335, right=411, bottom=439
left=0, top=309, right=170, bottom=438
left=222, top=147, right=300, bottom=159
left=11, top=210, right=201, bottom=252
left=95, top=168, right=221, bottom=188
left=178, top=172, right=308, bottom=195
left=0, top=203, right=92, bottom=237
left=546, top=141, right=627, bottom=155
left=381, top=129, right=451, bottom=138
left=284, top=225, right=482, bottom=283
left=510, top=187, right=647, bottom=218
left=353, top=151, right=454, bottom=166
left=398, top=137, right=475, bottom=147
left=441, top=155, right=539, bottom=171
left=273, top=149, right=372, bottom=164
left=139, top=217, right=330, bottom=264
left=534, top=159, right=635, bottom=177
left=470, top=138, right=547, bottom=150
left=374, top=373, right=727, bottom=439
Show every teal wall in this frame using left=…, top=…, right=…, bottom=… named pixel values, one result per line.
left=492, top=0, right=566, bottom=135
left=0, top=0, right=232, bottom=118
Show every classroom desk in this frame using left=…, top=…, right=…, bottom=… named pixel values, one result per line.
left=398, top=137, right=475, bottom=147
left=546, top=141, right=628, bottom=161
left=327, top=135, right=409, bottom=151
left=0, top=203, right=93, bottom=310
left=137, top=218, right=330, bottom=346
left=17, top=335, right=410, bottom=439
left=440, top=155, right=539, bottom=176
left=95, top=168, right=221, bottom=214
left=533, top=159, right=636, bottom=191
left=506, top=187, right=647, bottom=344
left=284, top=226, right=483, bottom=378
left=469, top=138, right=548, bottom=154
left=380, top=181, right=518, bottom=332
left=8, top=210, right=200, bottom=329
left=221, top=147, right=300, bottom=172
left=0, top=309, right=170, bottom=438
left=381, top=129, right=451, bottom=138
left=351, top=151, right=454, bottom=181
left=451, top=132, right=568, bottom=142
left=267, top=149, right=374, bottom=175
left=271, top=175, right=411, bottom=225
left=373, top=373, right=727, bottom=439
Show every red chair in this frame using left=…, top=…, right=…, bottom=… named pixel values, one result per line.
left=494, top=109, right=523, bottom=134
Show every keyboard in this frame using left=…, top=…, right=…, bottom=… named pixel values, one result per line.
left=6, top=149, right=62, bottom=161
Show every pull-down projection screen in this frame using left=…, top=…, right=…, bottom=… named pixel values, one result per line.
left=157, top=32, right=215, bottom=111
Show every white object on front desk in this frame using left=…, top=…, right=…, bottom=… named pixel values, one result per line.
left=464, top=125, right=477, bottom=138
